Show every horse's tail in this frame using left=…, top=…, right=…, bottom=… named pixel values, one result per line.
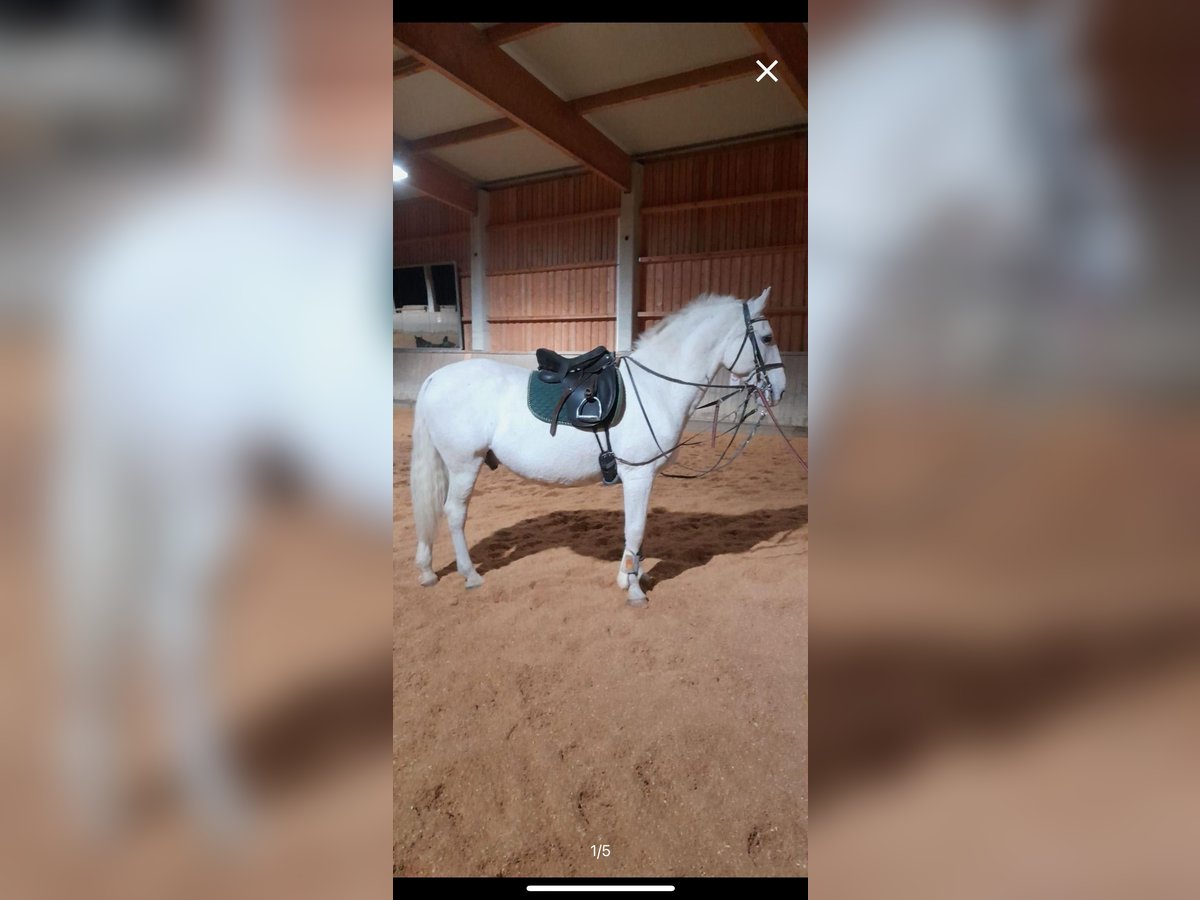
left=410, top=385, right=448, bottom=548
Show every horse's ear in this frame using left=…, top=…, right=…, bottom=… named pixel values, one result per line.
left=749, top=286, right=771, bottom=316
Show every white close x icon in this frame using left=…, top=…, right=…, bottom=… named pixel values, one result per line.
left=756, top=59, right=779, bottom=83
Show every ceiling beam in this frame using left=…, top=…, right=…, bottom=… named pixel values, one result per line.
left=407, top=118, right=519, bottom=153
left=403, top=55, right=761, bottom=155
left=571, top=55, right=760, bottom=115
left=745, top=23, right=807, bottom=109
left=481, top=22, right=559, bottom=44
left=393, top=56, right=424, bottom=78
left=393, top=22, right=632, bottom=191
left=395, top=139, right=478, bottom=214
left=393, top=22, right=559, bottom=81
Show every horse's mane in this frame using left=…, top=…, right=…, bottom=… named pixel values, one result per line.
left=633, top=293, right=741, bottom=353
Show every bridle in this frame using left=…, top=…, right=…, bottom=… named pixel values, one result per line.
left=612, top=300, right=807, bottom=478
left=735, top=300, right=786, bottom=398
left=737, top=302, right=808, bottom=474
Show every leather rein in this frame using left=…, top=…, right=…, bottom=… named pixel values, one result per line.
left=614, top=301, right=807, bottom=478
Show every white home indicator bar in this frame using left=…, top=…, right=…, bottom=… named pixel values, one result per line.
left=526, top=888, right=675, bottom=893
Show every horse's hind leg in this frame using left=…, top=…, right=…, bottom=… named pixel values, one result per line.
left=445, top=458, right=485, bottom=589
left=415, top=541, right=438, bottom=587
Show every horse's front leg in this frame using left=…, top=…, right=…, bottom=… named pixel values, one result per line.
left=617, top=473, right=653, bottom=607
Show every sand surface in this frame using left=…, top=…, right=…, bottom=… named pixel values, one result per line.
left=392, top=406, right=808, bottom=877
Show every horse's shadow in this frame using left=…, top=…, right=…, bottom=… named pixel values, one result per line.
left=437, top=504, right=807, bottom=587
left=130, top=649, right=392, bottom=820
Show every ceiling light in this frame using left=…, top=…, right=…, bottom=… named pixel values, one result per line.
left=393, top=163, right=408, bottom=183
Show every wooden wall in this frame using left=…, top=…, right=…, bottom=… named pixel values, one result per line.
left=485, top=172, right=620, bottom=352
left=639, top=133, right=807, bottom=351
left=394, top=133, right=807, bottom=354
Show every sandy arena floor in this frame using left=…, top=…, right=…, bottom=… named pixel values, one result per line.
left=392, top=406, right=808, bottom=877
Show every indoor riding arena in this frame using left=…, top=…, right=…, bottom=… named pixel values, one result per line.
left=392, top=23, right=808, bottom=877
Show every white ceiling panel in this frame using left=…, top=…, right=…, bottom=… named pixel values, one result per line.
left=501, top=23, right=761, bottom=100
left=586, top=79, right=806, bottom=156
left=393, top=70, right=498, bottom=141
left=426, top=129, right=576, bottom=184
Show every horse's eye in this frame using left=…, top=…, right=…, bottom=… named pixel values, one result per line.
left=761, top=333, right=774, bottom=345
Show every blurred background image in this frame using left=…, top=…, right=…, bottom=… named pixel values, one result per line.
left=809, top=1, right=1200, bottom=897
left=0, top=1, right=394, bottom=897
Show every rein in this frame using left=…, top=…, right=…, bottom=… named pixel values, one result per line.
left=612, top=301, right=806, bottom=478
left=755, top=387, right=809, bottom=474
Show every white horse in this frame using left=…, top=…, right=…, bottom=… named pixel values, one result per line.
left=409, top=289, right=786, bottom=606
left=52, top=176, right=391, bottom=839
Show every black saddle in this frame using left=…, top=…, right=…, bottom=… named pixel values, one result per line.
left=534, top=345, right=621, bottom=438
left=535, top=346, right=610, bottom=384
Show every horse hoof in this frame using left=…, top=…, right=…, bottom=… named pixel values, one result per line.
left=419, top=572, right=438, bottom=587
left=626, top=594, right=648, bottom=608
left=464, top=572, right=484, bottom=589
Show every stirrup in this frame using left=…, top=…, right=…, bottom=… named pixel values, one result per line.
left=577, top=395, right=602, bottom=424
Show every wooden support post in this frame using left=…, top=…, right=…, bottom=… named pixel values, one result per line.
left=470, top=190, right=490, bottom=351
left=615, top=162, right=643, bottom=351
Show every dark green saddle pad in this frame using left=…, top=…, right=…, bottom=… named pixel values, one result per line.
left=527, top=368, right=625, bottom=429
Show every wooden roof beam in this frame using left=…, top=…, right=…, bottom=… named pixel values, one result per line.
left=405, top=55, right=762, bottom=153
left=394, top=22, right=632, bottom=190
left=395, top=138, right=478, bottom=214
left=394, top=22, right=559, bottom=81
left=572, top=55, right=761, bottom=114
left=745, top=23, right=808, bottom=109
left=407, top=118, right=519, bottom=154
left=481, top=22, right=559, bottom=44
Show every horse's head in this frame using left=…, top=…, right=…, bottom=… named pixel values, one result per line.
left=722, top=287, right=787, bottom=406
